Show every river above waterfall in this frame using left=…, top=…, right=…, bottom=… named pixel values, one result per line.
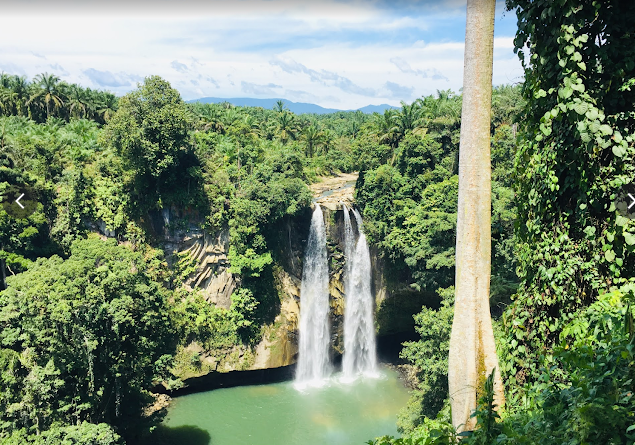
left=158, top=366, right=408, bottom=445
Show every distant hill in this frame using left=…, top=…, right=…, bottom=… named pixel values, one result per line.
left=188, top=97, right=397, bottom=115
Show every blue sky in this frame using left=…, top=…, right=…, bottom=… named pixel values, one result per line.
left=1, top=0, right=523, bottom=110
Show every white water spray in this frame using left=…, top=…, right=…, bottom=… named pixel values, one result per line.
left=342, top=207, right=378, bottom=379
left=296, top=204, right=332, bottom=384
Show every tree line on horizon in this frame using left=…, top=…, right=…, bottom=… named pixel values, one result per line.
left=0, top=72, right=118, bottom=124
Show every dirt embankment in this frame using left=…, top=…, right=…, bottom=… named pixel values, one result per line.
left=310, top=172, right=358, bottom=210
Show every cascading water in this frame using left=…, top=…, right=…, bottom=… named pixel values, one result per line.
left=296, top=204, right=332, bottom=384
left=342, top=204, right=355, bottom=286
left=342, top=207, right=378, bottom=379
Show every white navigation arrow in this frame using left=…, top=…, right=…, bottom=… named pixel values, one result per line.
left=15, top=193, right=25, bottom=209
left=629, top=193, right=635, bottom=210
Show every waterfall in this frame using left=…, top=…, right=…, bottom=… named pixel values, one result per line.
left=342, top=207, right=378, bottom=379
left=296, top=204, right=332, bottom=383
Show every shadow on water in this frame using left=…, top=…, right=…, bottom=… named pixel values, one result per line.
left=143, top=424, right=212, bottom=445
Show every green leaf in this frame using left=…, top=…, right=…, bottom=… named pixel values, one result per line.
left=559, top=86, right=573, bottom=99
left=599, top=124, right=613, bottom=136
left=605, top=250, right=616, bottom=262
left=624, top=232, right=635, bottom=245
left=573, top=102, right=589, bottom=115
left=540, top=124, right=552, bottom=136
left=617, top=215, right=629, bottom=227
left=613, top=145, right=627, bottom=158
left=585, top=108, right=599, bottom=120
left=571, top=82, right=585, bottom=92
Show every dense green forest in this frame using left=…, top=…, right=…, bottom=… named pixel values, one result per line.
left=0, top=67, right=521, bottom=443
left=0, top=72, right=371, bottom=443
left=1, top=1, right=635, bottom=443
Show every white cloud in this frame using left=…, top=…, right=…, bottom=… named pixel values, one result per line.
left=241, top=81, right=283, bottom=96
left=0, top=4, right=522, bottom=108
left=270, top=56, right=377, bottom=97
left=384, top=81, right=415, bottom=99
left=390, top=56, right=449, bottom=81
left=171, top=61, right=189, bottom=73
left=83, top=69, right=141, bottom=88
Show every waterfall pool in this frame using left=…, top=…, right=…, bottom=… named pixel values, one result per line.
left=155, top=366, right=409, bottom=445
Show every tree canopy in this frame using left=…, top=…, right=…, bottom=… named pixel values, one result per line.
left=0, top=238, right=174, bottom=440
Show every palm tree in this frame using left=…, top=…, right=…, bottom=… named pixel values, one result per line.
left=28, top=72, right=64, bottom=120
left=95, top=92, right=118, bottom=123
left=276, top=111, right=298, bottom=144
left=302, top=124, right=322, bottom=157
left=222, top=108, right=241, bottom=128
left=202, top=107, right=226, bottom=134
left=0, top=87, right=17, bottom=116
left=0, top=72, right=10, bottom=89
left=10, top=75, right=30, bottom=117
left=491, top=84, right=523, bottom=127
left=448, top=0, right=504, bottom=432
left=418, top=90, right=462, bottom=165
left=274, top=99, right=286, bottom=113
left=393, top=100, right=423, bottom=141
left=241, top=114, right=261, bottom=138
left=67, top=84, right=88, bottom=119
left=372, top=109, right=400, bottom=148
left=419, top=90, right=461, bottom=124
left=349, top=112, right=364, bottom=139
left=321, top=129, right=336, bottom=154
left=261, top=119, right=277, bottom=141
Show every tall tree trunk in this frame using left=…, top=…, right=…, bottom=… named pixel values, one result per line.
left=448, top=0, right=504, bottom=432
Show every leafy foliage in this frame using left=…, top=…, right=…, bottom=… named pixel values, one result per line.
left=100, top=76, right=201, bottom=216
left=0, top=422, right=122, bottom=445
left=398, top=288, right=453, bottom=431
left=0, top=238, right=175, bottom=439
left=505, top=0, right=635, bottom=389
left=355, top=89, right=519, bottom=297
left=372, top=290, right=635, bottom=445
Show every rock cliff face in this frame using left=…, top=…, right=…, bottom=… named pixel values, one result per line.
left=169, top=219, right=307, bottom=373
left=180, top=230, right=235, bottom=309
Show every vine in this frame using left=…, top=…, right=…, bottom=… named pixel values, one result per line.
left=505, top=0, right=635, bottom=387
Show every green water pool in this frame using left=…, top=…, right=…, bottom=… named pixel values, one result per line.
left=156, top=366, right=409, bottom=445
